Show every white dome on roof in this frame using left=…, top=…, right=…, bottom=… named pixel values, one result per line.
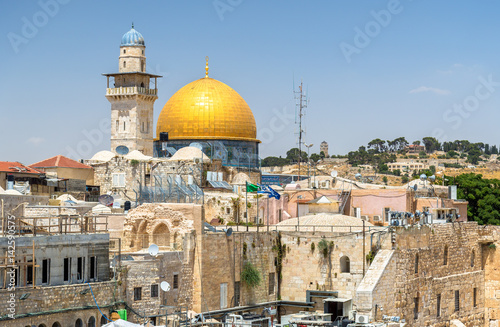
left=169, top=147, right=210, bottom=162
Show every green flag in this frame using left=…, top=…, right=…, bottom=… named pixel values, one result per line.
left=246, top=182, right=259, bottom=192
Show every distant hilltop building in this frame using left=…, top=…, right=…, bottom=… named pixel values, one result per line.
left=104, top=26, right=260, bottom=168
left=320, top=141, right=329, bottom=157
left=406, top=144, right=425, bottom=153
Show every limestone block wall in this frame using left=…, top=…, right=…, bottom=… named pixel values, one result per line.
left=480, top=225, right=500, bottom=327
left=192, top=232, right=277, bottom=313
left=0, top=281, right=124, bottom=326
left=378, top=223, right=485, bottom=327
left=0, top=194, right=49, bottom=216
left=279, top=231, right=374, bottom=303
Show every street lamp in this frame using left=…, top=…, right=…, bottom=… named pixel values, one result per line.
left=305, top=143, right=314, bottom=187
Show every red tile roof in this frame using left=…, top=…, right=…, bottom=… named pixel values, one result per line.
left=0, top=162, right=43, bottom=174
left=30, top=155, right=92, bottom=169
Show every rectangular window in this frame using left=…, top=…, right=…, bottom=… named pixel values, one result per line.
left=234, top=281, right=240, bottom=306
left=173, top=274, right=179, bottom=289
left=455, top=290, right=460, bottom=312
left=220, top=283, right=228, bottom=309
left=112, top=173, right=126, bottom=188
left=269, top=273, right=275, bottom=295
left=77, top=257, right=85, bottom=281
left=134, top=287, right=142, bottom=301
left=151, top=284, right=159, bottom=298
left=414, top=297, right=419, bottom=320
left=89, top=256, right=97, bottom=280
left=64, top=258, right=71, bottom=282
left=436, top=294, right=441, bottom=317
left=42, top=259, right=50, bottom=284
left=473, top=288, right=477, bottom=307
left=415, top=254, right=419, bottom=274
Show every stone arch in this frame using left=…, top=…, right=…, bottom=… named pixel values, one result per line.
left=38, top=324, right=47, bottom=327
left=138, top=220, right=149, bottom=249
left=129, top=225, right=137, bottom=248
left=52, top=323, right=62, bottom=327
left=101, top=316, right=108, bottom=326
left=75, top=318, right=83, bottom=327
left=340, top=255, right=350, bottom=273
left=152, top=223, right=170, bottom=247
left=88, top=316, right=96, bottom=327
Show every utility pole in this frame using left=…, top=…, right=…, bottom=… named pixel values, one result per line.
left=294, top=80, right=307, bottom=184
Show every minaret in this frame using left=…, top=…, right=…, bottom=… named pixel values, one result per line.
left=103, top=24, right=161, bottom=156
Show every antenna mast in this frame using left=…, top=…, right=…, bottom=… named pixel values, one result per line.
left=294, top=80, right=307, bottom=182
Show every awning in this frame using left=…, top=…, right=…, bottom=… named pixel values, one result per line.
left=323, top=297, right=351, bottom=303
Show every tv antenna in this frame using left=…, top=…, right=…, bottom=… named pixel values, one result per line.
left=294, top=79, right=308, bottom=183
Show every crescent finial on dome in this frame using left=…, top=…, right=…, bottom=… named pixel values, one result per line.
left=205, top=56, right=209, bottom=78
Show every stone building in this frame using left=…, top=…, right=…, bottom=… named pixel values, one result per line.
left=320, top=141, right=329, bottom=157
left=104, top=25, right=161, bottom=156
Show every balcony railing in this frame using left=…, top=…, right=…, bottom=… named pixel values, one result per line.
left=106, top=86, right=157, bottom=96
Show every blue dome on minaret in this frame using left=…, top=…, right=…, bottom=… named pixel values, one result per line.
left=121, top=24, right=145, bottom=46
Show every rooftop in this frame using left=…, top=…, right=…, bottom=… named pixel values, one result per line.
left=30, top=155, right=92, bottom=169
left=0, top=161, right=42, bottom=174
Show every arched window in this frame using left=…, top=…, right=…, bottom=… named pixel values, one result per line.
left=123, top=121, right=126, bottom=131
left=38, top=324, right=47, bottom=327
left=471, top=250, right=475, bottom=267
left=141, top=61, right=144, bottom=72
left=75, top=319, right=83, bottom=327
left=415, top=253, right=419, bottom=274
left=443, top=246, right=448, bottom=265
left=88, top=316, right=96, bottom=327
left=140, top=82, right=145, bottom=88
left=123, top=61, right=126, bottom=68
left=52, top=323, right=62, bottom=327
left=123, top=49, right=126, bottom=54
left=340, top=256, right=350, bottom=273
left=101, top=316, right=108, bottom=326
left=116, top=120, right=119, bottom=132
left=152, top=223, right=170, bottom=247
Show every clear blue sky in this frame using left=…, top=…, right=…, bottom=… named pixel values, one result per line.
left=2, top=0, right=500, bottom=164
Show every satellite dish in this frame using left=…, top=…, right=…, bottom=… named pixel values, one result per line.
left=331, top=170, right=338, bottom=178
left=148, top=244, right=159, bottom=256
left=116, top=145, right=130, bottom=155
left=223, top=228, right=233, bottom=237
left=160, top=281, right=171, bottom=292
left=355, top=173, right=362, bottom=180
left=413, top=184, right=418, bottom=191
left=420, top=174, right=427, bottom=181
left=429, top=175, right=436, bottom=182
left=98, top=194, right=114, bottom=206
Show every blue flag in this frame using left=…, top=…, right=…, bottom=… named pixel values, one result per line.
left=258, top=184, right=281, bottom=200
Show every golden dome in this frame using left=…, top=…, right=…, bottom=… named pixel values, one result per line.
left=156, top=77, right=258, bottom=142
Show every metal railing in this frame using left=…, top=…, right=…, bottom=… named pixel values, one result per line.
left=106, top=86, right=157, bottom=96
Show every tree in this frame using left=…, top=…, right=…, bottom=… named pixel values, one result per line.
left=382, top=176, right=388, bottom=185
left=261, top=156, right=290, bottom=167
left=454, top=173, right=500, bottom=225
left=310, top=153, right=321, bottom=163
left=419, top=151, right=428, bottom=158
left=412, top=140, right=421, bottom=145
left=286, top=148, right=308, bottom=163
left=319, top=151, right=326, bottom=159
left=467, top=148, right=481, bottom=165
left=368, top=138, right=387, bottom=153
left=401, top=175, right=409, bottom=184
left=492, top=145, right=499, bottom=155
left=422, top=137, right=441, bottom=153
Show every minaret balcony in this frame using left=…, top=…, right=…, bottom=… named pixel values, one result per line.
left=106, top=86, right=157, bottom=96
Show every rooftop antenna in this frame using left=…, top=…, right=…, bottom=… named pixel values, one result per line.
left=294, top=79, right=307, bottom=183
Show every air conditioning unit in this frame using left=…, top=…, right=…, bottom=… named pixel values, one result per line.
left=355, top=314, right=370, bottom=324
left=361, top=215, right=368, bottom=221
left=373, top=215, right=381, bottom=221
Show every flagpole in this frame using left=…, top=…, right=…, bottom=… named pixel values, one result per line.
left=267, top=196, right=269, bottom=232
left=245, top=181, right=248, bottom=231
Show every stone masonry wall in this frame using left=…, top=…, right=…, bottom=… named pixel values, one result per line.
left=386, top=223, right=485, bottom=327
left=0, top=281, right=124, bottom=326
